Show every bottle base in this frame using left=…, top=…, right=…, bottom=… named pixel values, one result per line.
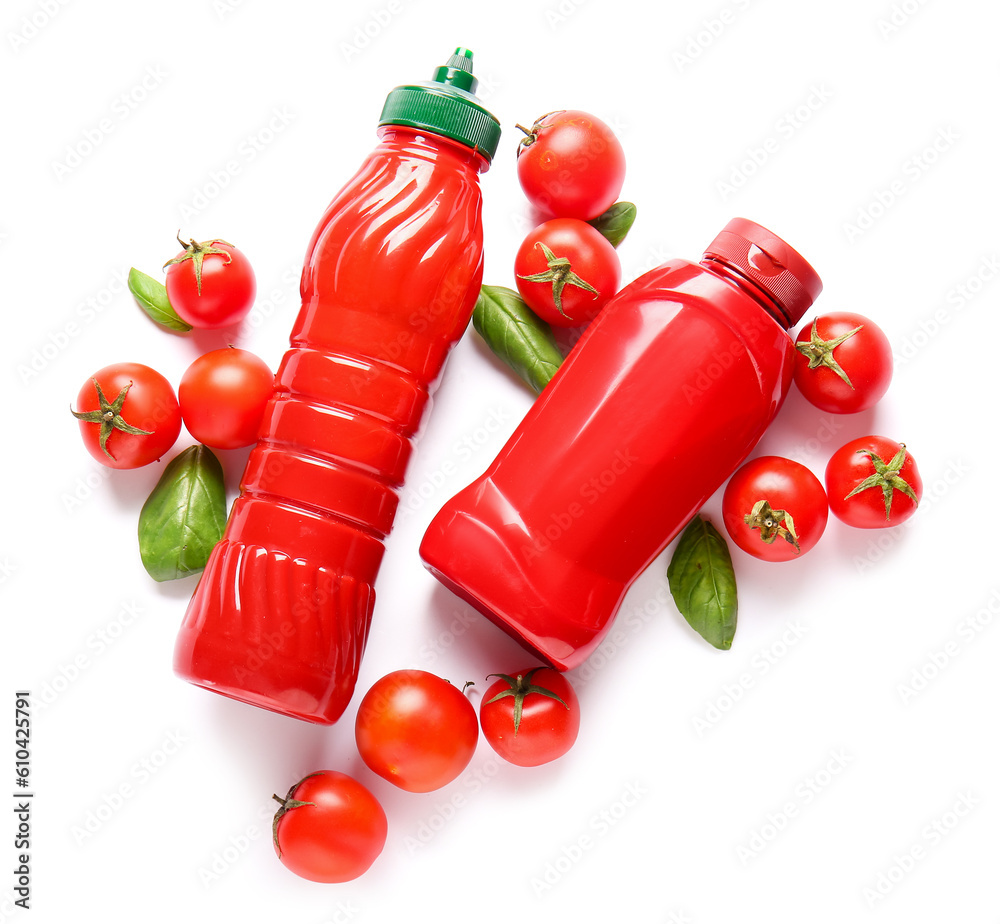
left=173, top=538, right=375, bottom=726
left=419, top=481, right=627, bottom=672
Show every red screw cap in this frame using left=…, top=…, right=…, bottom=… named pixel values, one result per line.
left=703, top=218, right=823, bottom=328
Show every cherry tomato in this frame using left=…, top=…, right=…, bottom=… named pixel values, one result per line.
left=480, top=667, right=580, bottom=767
left=71, top=362, right=181, bottom=469
left=514, top=218, right=621, bottom=327
left=792, top=312, right=893, bottom=414
left=515, top=110, right=626, bottom=220
left=164, top=234, right=256, bottom=330
left=271, top=771, right=387, bottom=883
left=722, top=456, right=829, bottom=562
left=354, top=670, right=478, bottom=793
left=179, top=348, right=273, bottom=450
left=825, top=436, right=922, bottom=528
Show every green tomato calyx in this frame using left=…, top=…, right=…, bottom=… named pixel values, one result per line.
left=70, top=379, right=153, bottom=460
left=163, top=231, right=234, bottom=296
left=795, top=319, right=863, bottom=389
left=744, top=498, right=800, bottom=552
left=484, top=667, right=568, bottom=737
left=845, top=444, right=919, bottom=521
left=517, top=241, right=599, bottom=316
left=271, top=772, right=323, bottom=858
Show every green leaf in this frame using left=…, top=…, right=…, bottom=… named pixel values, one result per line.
left=128, top=267, right=192, bottom=332
left=473, top=285, right=563, bottom=394
left=137, top=445, right=227, bottom=582
left=667, top=516, right=738, bottom=650
left=587, top=201, right=637, bottom=248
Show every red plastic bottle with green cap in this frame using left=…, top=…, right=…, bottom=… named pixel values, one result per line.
left=420, top=219, right=822, bottom=670
left=173, top=48, right=501, bottom=725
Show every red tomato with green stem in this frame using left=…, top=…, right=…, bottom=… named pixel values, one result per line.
left=354, top=670, right=478, bottom=793
left=71, top=362, right=181, bottom=469
left=515, top=110, right=626, bottom=220
left=825, top=436, right=922, bottom=528
left=179, top=348, right=273, bottom=450
left=793, top=312, right=893, bottom=414
left=271, top=771, right=387, bottom=883
left=722, top=456, right=829, bottom=562
left=480, top=667, right=580, bottom=767
left=164, top=234, right=256, bottom=330
left=514, top=218, right=621, bottom=327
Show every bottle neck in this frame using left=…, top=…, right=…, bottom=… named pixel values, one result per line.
left=700, top=256, right=794, bottom=329
left=375, top=125, right=490, bottom=174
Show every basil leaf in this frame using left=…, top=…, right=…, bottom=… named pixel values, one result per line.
left=128, top=267, right=192, bottom=332
left=667, top=516, right=738, bottom=650
left=138, top=445, right=227, bottom=582
left=588, top=201, right=636, bottom=248
left=473, top=284, right=563, bottom=394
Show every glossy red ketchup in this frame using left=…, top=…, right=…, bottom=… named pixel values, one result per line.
left=174, top=49, right=500, bottom=724
left=420, top=219, right=822, bottom=671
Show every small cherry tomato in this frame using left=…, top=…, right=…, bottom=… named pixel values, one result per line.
left=480, top=667, right=580, bottom=767
left=71, top=362, right=181, bottom=469
left=179, top=348, right=273, bottom=450
left=792, top=312, right=893, bottom=414
left=825, top=436, right=922, bottom=528
left=164, top=234, right=256, bottom=330
left=515, top=110, right=626, bottom=220
left=271, top=771, right=387, bottom=883
left=354, top=670, right=478, bottom=793
left=722, top=456, right=829, bottom=562
left=514, top=218, right=621, bottom=327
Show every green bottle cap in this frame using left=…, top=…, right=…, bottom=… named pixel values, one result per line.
left=378, top=47, right=502, bottom=162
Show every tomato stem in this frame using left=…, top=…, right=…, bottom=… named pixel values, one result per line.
left=845, top=444, right=919, bottom=521
left=516, top=241, right=599, bottom=316
left=484, top=667, right=568, bottom=736
left=70, top=379, right=152, bottom=460
left=163, top=232, right=234, bottom=296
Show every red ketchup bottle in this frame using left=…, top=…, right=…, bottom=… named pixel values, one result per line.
left=420, top=219, right=822, bottom=671
left=173, top=49, right=501, bottom=724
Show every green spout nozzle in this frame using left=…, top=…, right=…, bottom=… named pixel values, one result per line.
left=432, top=46, right=477, bottom=93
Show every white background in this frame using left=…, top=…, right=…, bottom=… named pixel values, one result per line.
left=2, top=0, right=998, bottom=921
